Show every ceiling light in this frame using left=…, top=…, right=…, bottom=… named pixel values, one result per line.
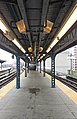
left=46, top=38, right=58, bottom=53
left=0, top=17, right=26, bottom=54
left=40, top=56, right=43, bottom=59
left=0, top=18, right=9, bottom=34
left=16, top=19, right=26, bottom=33
left=46, top=4, right=77, bottom=53
left=39, top=47, right=43, bottom=52
left=44, top=20, right=53, bottom=33
left=20, top=47, right=26, bottom=53
left=58, top=5, right=77, bottom=39
left=43, top=54, right=45, bottom=56
left=12, top=38, right=26, bottom=53
left=37, top=54, right=41, bottom=59
left=26, top=54, right=28, bottom=56
left=12, top=38, right=21, bottom=49
left=28, top=47, right=32, bottom=52
left=4, top=32, right=15, bottom=41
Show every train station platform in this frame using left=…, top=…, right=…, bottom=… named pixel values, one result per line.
left=0, top=71, right=77, bottom=119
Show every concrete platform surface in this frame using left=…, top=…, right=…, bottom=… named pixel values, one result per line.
left=0, top=71, right=77, bottom=119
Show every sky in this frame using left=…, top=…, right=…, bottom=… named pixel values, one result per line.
left=0, top=49, right=24, bottom=66
left=0, top=49, right=16, bottom=64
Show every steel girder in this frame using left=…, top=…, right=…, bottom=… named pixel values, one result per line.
left=38, top=0, right=49, bottom=52
left=17, top=0, right=33, bottom=48
left=53, top=22, right=77, bottom=55
left=0, top=33, right=20, bottom=55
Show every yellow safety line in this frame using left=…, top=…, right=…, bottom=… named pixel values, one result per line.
left=0, top=72, right=25, bottom=100
left=45, top=73, right=77, bottom=104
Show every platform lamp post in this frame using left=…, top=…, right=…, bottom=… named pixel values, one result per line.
left=51, top=54, right=56, bottom=88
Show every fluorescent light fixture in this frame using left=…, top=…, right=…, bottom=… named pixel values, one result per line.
left=58, top=5, right=77, bottom=39
left=43, top=54, right=46, bottom=56
left=37, top=54, right=41, bottom=59
left=0, top=17, right=26, bottom=53
left=38, top=59, right=40, bottom=61
left=44, top=20, right=53, bottom=33
left=12, top=38, right=26, bottom=53
left=0, top=18, right=9, bottom=34
left=40, top=56, right=43, bottom=59
left=20, top=47, right=26, bottom=53
left=26, top=54, right=28, bottom=56
left=16, top=19, right=26, bottom=33
left=0, top=18, right=15, bottom=41
left=4, top=32, right=15, bottom=41
left=46, top=38, right=59, bottom=53
left=46, top=4, right=77, bottom=53
left=12, top=38, right=21, bottom=49
left=28, top=56, right=30, bottom=60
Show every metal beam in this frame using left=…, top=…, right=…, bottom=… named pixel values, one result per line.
left=38, top=0, right=49, bottom=51
left=53, top=22, right=77, bottom=54
left=0, top=0, right=17, bottom=5
left=17, top=0, right=32, bottom=48
left=44, top=0, right=69, bottom=52
left=49, top=0, right=62, bottom=5
left=0, top=33, right=18, bottom=55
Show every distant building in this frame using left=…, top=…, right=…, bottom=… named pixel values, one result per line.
left=73, top=45, right=77, bottom=70
left=55, top=50, right=70, bottom=74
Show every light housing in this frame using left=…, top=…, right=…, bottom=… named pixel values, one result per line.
left=16, top=19, right=26, bottom=33
left=28, top=47, right=32, bottom=52
left=44, top=20, right=53, bottom=33
left=39, top=47, right=43, bottom=52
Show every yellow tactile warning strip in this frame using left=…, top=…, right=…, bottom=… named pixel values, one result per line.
left=0, top=72, right=25, bottom=100
left=45, top=73, right=77, bottom=104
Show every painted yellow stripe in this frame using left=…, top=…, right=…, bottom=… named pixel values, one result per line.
left=45, top=73, right=77, bottom=104
left=0, top=72, right=25, bottom=100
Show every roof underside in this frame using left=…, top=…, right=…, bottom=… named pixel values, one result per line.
left=0, top=0, right=76, bottom=62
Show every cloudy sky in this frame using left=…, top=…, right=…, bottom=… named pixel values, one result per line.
left=0, top=49, right=16, bottom=64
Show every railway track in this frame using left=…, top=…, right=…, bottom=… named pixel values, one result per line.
left=0, top=68, right=16, bottom=89
left=45, top=70, right=77, bottom=92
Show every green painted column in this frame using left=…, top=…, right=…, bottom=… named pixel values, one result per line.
left=16, top=56, right=20, bottom=89
left=43, top=60, right=45, bottom=77
left=28, top=61, right=29, bottom=73
left=25, top=60, right=27, bottom=77
left=40, top=61, right=41, bottom=73
left=51, top=54, right=55, bottom=88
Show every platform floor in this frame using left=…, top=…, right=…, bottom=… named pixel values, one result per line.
left=0, top=71, right=77, bottom=119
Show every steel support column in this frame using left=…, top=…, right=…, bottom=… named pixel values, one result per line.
left=25, top=60, right=27, bottom=77
left=28, top=61, right=29, bottom=73
left=40, top=61, right=41, bottom=73
left=37, top=62, right=38, bottom=71
left=16, top=56, right=20, bottom=89
left=43, top=60, right=45, bottom=77
left=51, top=54, right=55, bottom=88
